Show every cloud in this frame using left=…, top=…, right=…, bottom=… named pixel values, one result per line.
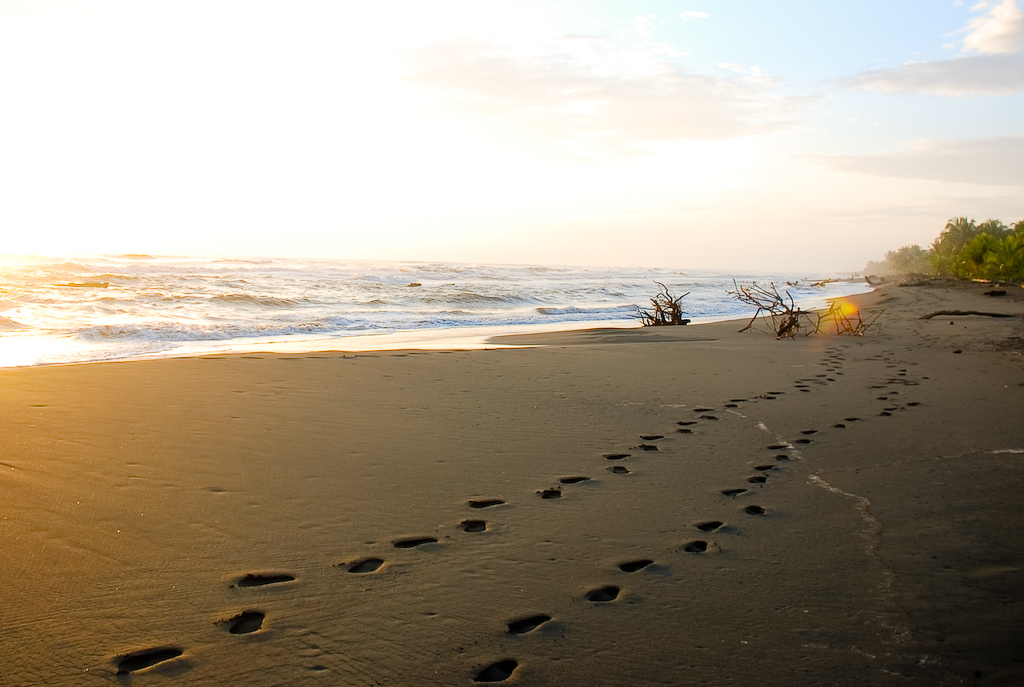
left=802, top=136, right=1024, bottom=186
left=846, top=53, right=1024, bottom=94
left=846, top=1, right=1024, bottom=95
left=402, top=37, right=799, bottom=154
left=680, top=11, right=710, bottom=21
left=961, top=0, right=1024, bottom=54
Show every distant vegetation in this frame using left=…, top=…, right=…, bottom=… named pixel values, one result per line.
left=866, top=217, right=1024, bottom=282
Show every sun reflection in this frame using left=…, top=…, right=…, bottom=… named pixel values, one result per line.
left=0, top=334, right=85, bottom=367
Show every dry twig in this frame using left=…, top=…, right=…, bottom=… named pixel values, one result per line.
left=812, top=301, right=885, bottom=335
left=635, top=282, right=691, bottom=326
left=727, top=281, right=883, bottom=338
left=727, top=281, right=812, bottom=338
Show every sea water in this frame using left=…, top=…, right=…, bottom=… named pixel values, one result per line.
left=0, top=255, right=870, bottom=367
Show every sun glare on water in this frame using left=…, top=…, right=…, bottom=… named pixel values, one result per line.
left=0, top=334, right=79, bottom=367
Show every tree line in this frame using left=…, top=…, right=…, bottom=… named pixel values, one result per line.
left=866, top=217, right=1024, bottom=281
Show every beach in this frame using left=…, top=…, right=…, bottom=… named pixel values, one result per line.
left=1, top=282, right=1022, bottom=686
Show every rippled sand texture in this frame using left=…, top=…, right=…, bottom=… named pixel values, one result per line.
left=1, top=283, right=1022, bottom=686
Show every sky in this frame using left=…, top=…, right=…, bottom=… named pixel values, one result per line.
left=0, top=0, right=1022, bottom=272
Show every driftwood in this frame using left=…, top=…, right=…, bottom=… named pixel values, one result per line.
left=635, top=282, right=691, bottom=326
left=728, top=280, right=882, bottom=338
left=813, top=301, right=884, bottom=335
left=728, top=281, right=811, bottom=338
left=920, top=310, right=1016, bottom=320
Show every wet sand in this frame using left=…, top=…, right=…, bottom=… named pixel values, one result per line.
left=1, top=282, right=1022, bottom=685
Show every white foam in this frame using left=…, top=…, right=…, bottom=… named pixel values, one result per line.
left=0, top=256, right=871, bottom=367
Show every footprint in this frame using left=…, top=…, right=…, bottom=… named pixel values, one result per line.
left=747, top=475, right=767, bottom=484
left=618, top=559, right=654, bottom=573
left=682, top=540, right=709, bottom=553
left=475, top=659, right=519, bottom=683
left=677, top=421, right=697, bottom=426
left=537, top=489, right=562, bottom=500
left=907, top=401, right=921, bottom=407
left=393, top=537, right=438, bottom=549
left=608, top=466, right=630, bottom=474
left=801, top=430, right=818, bottom=435
left=775, top=455, right=790, bottom=461
left=223, top=610, right=265, bottom=635
left=234, top=573, right=295, bottom=588
left=585, top=585, right=621, bottom=602
left=507, top=614, right=552, bottom=634
left=460, top=520, right=487, bottom=533
left=604, top=453, right=631, bottom=461
left=695, top=521, right=723, bottom=532
left=794, top=438, right=812, bottom=444
left=844, top=417, right=860, bottom=422
left=753, top=465, right=776, bottom=471
left=721, top=488, right=747, bottom=497
left=693, top=407, right=714, bottom=412
left=677, top=428, right=694, bottom=434
left=744, top=505, right=766, bottom=516
left=559, top=476, right=590, bottom=484
left=767, top=391, right=784, bottom=395
left=767, top=444, right=790, bottom=450
left=699, top=415, right=719, bottom=421
left=640, top=435, right=664, bottom=441
left=469, top=499, right=505, bottom=509
left=632, top=444, right=659, bottom=452
left=346, top=558, right=385, bottom=573
left=115, top=647, right=184, bottom=675
left=729, top=398, right=747, bottom=402
left=832, top=423, right=846, bottom=429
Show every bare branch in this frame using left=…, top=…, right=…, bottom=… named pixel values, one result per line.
left=635, top=282, right=691, bottom=326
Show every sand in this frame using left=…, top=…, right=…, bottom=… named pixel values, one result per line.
left=1, top=282, right=1022, bottom=686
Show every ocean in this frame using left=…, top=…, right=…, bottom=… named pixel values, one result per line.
left=0, top=255, right=871, bottom=367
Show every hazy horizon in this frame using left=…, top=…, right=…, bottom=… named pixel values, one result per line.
left=2, top=0, right=1022, bottom=272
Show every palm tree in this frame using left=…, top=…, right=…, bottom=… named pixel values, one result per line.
left=977, top=218, right=1009, bottom=239
left=931, top=217, right=978, bottom=274
left=984, top=231, right=1024, bottom=280
left=933, top=217, right=979, bottom=256
left=958, top=233, right=999, bottom=278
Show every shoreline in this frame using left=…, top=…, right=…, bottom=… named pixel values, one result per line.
left=1, top=281, right=1021, bottom=685
left=0, top=292, right=877, bottom=370
left=0, top=278, right=873, bottom=369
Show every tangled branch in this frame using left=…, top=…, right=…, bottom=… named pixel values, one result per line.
left=727, top=281, right=882, bottom=338
left=727, top=281, right=812, bottom=338
left=635, top=282, right=691, bottom=326
left=812, top=300, right=884, bottom=335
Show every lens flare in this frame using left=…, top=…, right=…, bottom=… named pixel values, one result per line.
left=832, top=297, right=859, bottom=319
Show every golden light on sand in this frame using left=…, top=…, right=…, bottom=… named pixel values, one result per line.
left=832, top=297, right=860, bottom=319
